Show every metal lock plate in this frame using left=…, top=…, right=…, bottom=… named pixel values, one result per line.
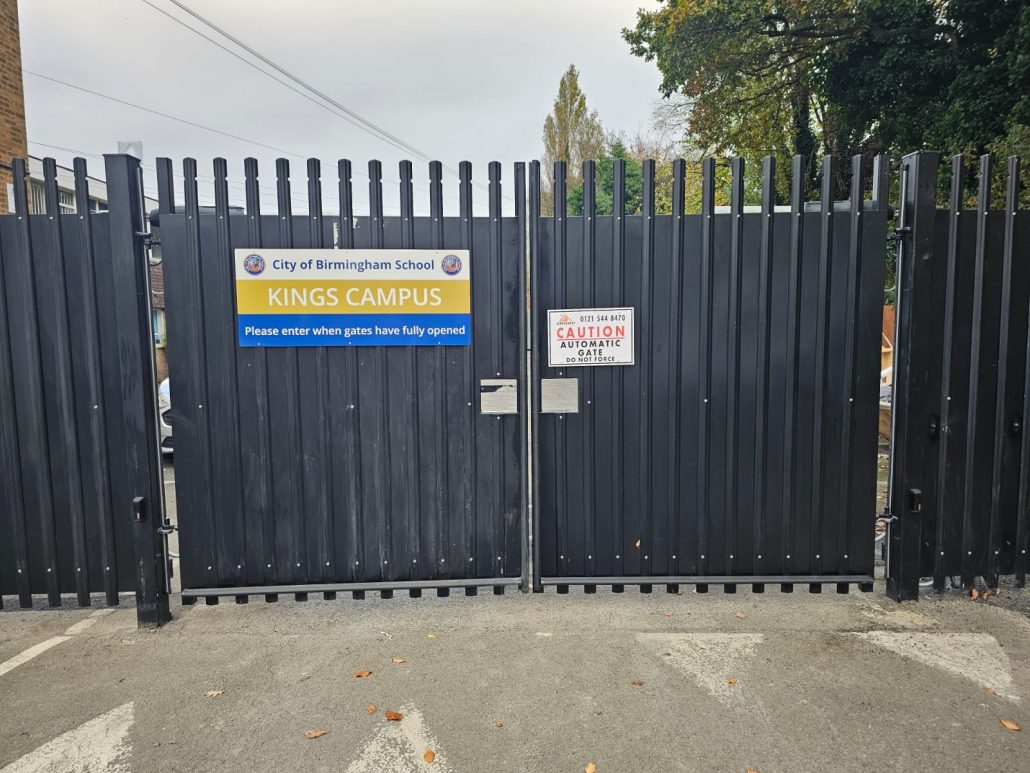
left=540, top=378, right=579, bottom=413
left=480, top=379, right=518, bottom=415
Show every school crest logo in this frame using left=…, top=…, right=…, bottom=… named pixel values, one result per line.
left=441, top=254, right=462, bottom=275
left=243, top=254, right=266, bottom=275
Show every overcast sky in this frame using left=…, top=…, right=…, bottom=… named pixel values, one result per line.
left=20, top=0, right=664, bottom=214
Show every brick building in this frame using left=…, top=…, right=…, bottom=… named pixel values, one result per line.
left=0, top=0, right=26, bottom=213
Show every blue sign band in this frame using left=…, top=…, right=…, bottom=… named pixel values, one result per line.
left=238, top=313, right=472, bottom=347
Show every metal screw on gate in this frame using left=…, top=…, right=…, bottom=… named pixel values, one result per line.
left=730, top=554, right=734, bottom=560
left=267, top=563, right=272, bottom=568
left=701, top=554, right=705, bottom=560
left=786, top=554, right=790, bottom=559
left=844, top=554, right=849, bottom=559
left=616, top=554, right=620, bottom=559
left=757, top=555, right=762, bottom=560
left=207, top=566, right=212, bottom=570
left=816, top=554, right=820, bottom=559
left=968, top=551, right=973, bottom=555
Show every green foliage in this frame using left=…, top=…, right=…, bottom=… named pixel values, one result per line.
left=623, top=0, right=1030, bottom=204
left=567, top=141, right=643, bottom=215
left=542, top=64, right=605, bottom=209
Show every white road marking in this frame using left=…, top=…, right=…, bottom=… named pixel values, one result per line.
left=636, top=632, right=764, bottom=704
left=64, top=608, right=115, bottom=636
left=0, top=609, right=118, bottom=678
left=346, top=704, right=448, bottom=773
left=0, top=702, right=133, bottom=773
left=851, top=631, right=1019, bottom=700
left=0, top=638, right=71, bottom=678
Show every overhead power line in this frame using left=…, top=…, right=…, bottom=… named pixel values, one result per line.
left=158, top=0, right=454, bottom=170
left=24, top=72, right=450, bottom=209
left=25, top=70, right=305, bottom=161
left=142, top=0, right=497, bottom=197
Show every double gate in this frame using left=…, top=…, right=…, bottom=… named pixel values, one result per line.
left=1, top=150, right=1026, bottom=617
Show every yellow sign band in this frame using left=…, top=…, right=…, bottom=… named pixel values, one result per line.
left=236, top=279, right=471, bottom=315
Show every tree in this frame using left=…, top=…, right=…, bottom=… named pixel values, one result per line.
left=623, top=0, right=1029, bottom=202
left=541, top=65, right=605, bottom=211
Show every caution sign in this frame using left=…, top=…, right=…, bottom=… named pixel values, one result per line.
left=547, top=307, right=634, bottom=367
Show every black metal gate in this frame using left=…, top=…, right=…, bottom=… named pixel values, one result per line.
left=887, top=152, right=1030, bottom=600
left=156, top=158, right=528, bottom=601
left=530, top=155, right=890, bottom=592
left=0, top=155, right=168, bottom=622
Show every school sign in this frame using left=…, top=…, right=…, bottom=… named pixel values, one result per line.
left=234, top=249, right=472, bottom=346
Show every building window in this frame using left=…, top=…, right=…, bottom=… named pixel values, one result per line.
left=152, top=309, right=167, bottom=347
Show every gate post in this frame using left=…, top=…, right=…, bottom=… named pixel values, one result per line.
left=104, top=154, right=171, bottom=627
left=886, top=151, right=941, bottom=601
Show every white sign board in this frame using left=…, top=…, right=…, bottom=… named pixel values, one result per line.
left=547, top=307, right=634, bottom=367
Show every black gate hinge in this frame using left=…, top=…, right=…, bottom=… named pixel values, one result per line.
left=135, top=230, right=161, bottom=249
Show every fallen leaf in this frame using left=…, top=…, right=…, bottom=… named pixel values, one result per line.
left=735, top=612, right=746, bottom=620
left=304, top=729, right=327, bottom=739
left=635, top=539, right=641, bottom=548
left=663, top=611, right=673, bottom=617
left=367, top=704, right=377, bottom=714
left=585, top=764, right=597, bottom=773
left=1001, top=719, right=1021, bottom=731
left=423, top=750, right=436, bottom=764
left=392, top=658, right=406, bottom=664
left=985, top=688, right=996, bottom=696
left=384, top=711, right=403, bottom=721
left=204, top=690, right=223, bottom=698
left=676, top=588, right=685, bottom=596
left=354, top=670, right=372, bottom=678
left=630, top=679, right=644, bottom=686
left=495, top=720, right=503, bottom=728
left=747, top=769, right=761, bottom=773
left=982, top=591, right=990, bottom=600
left=971, top=588, right=979, bottom=600
left=726, top=677, right=738, bottom=685
left=427, top=634, right=437, bottom=640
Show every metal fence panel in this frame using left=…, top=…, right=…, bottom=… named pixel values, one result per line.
left=0, top=156, right=154, bottom=609
left=532, top=155, right=888, bottom=590
left=888, top=153, right=1029, bottom=598
left=157, top=158, right=525, bottom=600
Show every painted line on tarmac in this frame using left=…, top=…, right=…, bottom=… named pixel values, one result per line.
left=0, top=702, right=134, bottom=773
left=636, top=632, right=765, bottom=704
left=851, top=631, right=1020, bottom=700
left=346, top=703, right=448, bottom=772
left=0, top=609, right=116, bottom=678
